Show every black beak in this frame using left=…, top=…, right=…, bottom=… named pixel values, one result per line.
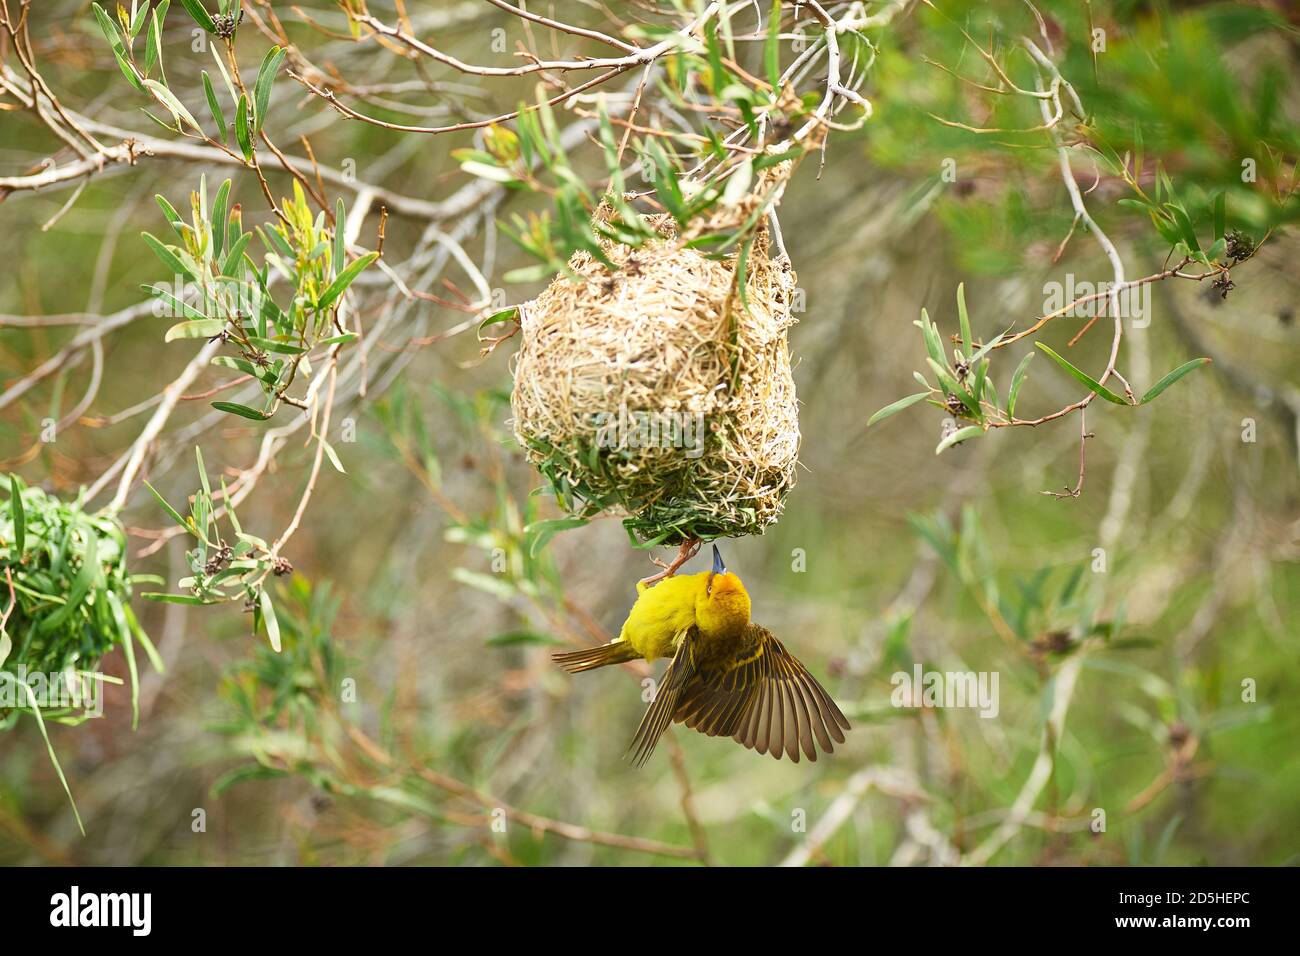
left=712, top=544, right=727, bottom=575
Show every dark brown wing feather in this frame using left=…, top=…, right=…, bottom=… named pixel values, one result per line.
left=625, top=628, right=697, bottom=768
left=672, top=624, right=850, bottom=762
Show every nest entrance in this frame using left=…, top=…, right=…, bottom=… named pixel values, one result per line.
left=511, top=210, right=800, bottom=543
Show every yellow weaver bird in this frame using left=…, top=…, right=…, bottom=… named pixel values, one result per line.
left=554, top=545, right=850, bottom=766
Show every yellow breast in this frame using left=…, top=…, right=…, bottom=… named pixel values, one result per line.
left=618, top=572, right=708, bottom=662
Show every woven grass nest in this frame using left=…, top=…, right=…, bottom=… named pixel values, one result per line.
left=511, top=196, right=801, bottom=544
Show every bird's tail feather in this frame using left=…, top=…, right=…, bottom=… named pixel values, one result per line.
left=552, top=641, right=638, bottom=674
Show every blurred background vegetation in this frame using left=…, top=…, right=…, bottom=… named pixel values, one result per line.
left=1, top=0, right=1297, bottom=865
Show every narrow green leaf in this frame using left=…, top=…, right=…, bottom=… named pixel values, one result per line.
left=460, top=160, right=516, bottom=184
left=210, top=765, right=288, bottom=796
left=982, top=370, right=1000, bottom=412
left=258, top=223, right=293, bottom=258
left=164, top=318, right=225, bottom=341
left=968, top=331, right=1004, bottom=366
left=40, top=529, right=97, bottom=633
left=957, top=282, right=972, bottom=359
left=122, top=601, right=165, bottom=673
left=129, top=1, right=150, bottom=38
left=91, top=3, right=125, bottom=54
left=1149, top=212, right=1181, bottom=246
left=252, top=45, right=286, bottom=134
left=210, top=178, right=230, bottom=260
left=1007, top=352, right=1034, bottom=417
left=143, top=79, right=201, bottom=132
left=916, top=310, right=946, bottom=368
left=141, top=592, right=217, bottom=605
left=141, top=231, right=195, bottom=281
left=649, top=139, right=687, bottom=226
left=1164, top=202, right=1200, bottom=254
left=9, top=474, right=25, bottom=557
left=478, top=307, right=518, bottom=331
left=201, top=71, right=227, bottom=142
left=971, top=359, right=988, bottom=414
left=211, top=355, right=277, bottom=385
left=486, top=631, right=562, bottom=648
left=1139, top=358, right=1211, bottom=405
left=219, top=231, right=251, bottom=277
left=211, top=401, right=270, bottom=421
left=936, top=425, right=984, bottom=455
left=176, top=0, right=215, bottom=33
left=259, top=587, right=281, bottom=652
left=235, top=93, right=252, bottom=161
left=144, top=8, right=163, bottom=79
left=1213, top=191, right=1226, bottom=241
left=333, top=198, right=346, bottom=278
left=1157, top=165, right=1175, bottom=205
left=1117, top=198, right=1151, bottom=213
left=113, top=47, right=147, bottom=93
left=220, top=478, right=241, bottom=538
left=765, top=0, right=782, bottom=89
left=926, top=357, right=957, bottom=397
left=143, top=283, right=207, bottom=321
left=1035, top=343, right=1130, bottom=405
left=317, top=333, right=357, bottom=347
left=195, top=445, right=211, bottom=501
left=753, top=147, right=801, bottom=172
left=868, top=392, right=929, bottom=427
left=209, top=37, right=237, bottom=102
left=1, top=674, right=83, bottom=834
left=316, top=251, right=378, bottom=311
left=106, top=592, right=140, bottom=730
left=703, top=19, right=726, bottom=95
left=143, top=480, right=191, bottom=532
left=154, top=194, right=184, bottom=234
left=525, top=516, right=588, bottom=558
left=247, top=336, right=304, bottom=355
left=322, top=439, right=346, bottom=475
left=368, top=786, right=442, bottom=819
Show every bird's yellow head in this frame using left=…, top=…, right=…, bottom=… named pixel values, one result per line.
left=695, top=545, right=751, bottom=639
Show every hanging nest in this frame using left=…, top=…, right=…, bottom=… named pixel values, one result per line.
left=511, top=174, right=801, bottom=543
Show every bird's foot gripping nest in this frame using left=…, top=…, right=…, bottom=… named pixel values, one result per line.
left=637, top=538, right=701, bottom=590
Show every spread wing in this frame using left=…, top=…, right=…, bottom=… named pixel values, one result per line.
left=625, top=628, right=697, bottom=768
left=671, top=624, right=850, bottom=762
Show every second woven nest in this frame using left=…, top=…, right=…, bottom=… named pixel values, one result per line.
left=511, top=204, right=800, bottom=544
